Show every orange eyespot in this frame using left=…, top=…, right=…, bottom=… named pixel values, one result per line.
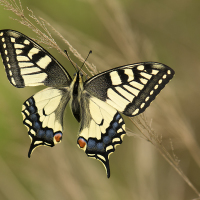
left=54, top=133, right=62, bottom=143
left=78, top=137, right=87, bottom=148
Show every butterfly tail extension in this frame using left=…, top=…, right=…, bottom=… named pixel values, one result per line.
left=86, top=147, right=111, bottom=178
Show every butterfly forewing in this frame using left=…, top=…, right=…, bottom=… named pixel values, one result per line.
left=0, top=30, right=72, bottom=88
left=22, top=87, right=70, bottom=157
left=84, top=62, right=175, bottom=116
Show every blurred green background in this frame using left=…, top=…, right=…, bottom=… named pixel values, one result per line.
left=0, top=0, right=200, bottom=199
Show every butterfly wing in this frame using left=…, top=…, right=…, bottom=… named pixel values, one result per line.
left=0, top=29, right=72, bottom=88
left=77, top=91, right=125, bottom=178
left=22, top=87, right=70, bottom=157
left=81, top=62, right=174, bottom=177
left=84, top=62, right=175, bottom=116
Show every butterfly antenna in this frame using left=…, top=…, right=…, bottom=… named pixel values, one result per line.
left=79, top=50, right=92, bottom=72
left=64, top=50, right=78, bottom=72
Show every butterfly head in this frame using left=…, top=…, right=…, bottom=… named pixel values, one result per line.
left=70, top=71, right=84, bottom=94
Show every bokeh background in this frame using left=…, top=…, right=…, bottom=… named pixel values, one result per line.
left=0, top=0, right=200, bottom=199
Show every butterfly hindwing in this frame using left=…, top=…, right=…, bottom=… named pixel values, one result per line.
left=0, top=29, right=72, bottom=88
left=84, top=62, right=175, bottom=116
left=22, top=87, right=70, bottom=157
left=77, top=91, right=126, bottom=178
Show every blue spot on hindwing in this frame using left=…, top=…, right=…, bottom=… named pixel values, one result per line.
left=37, top=129, right=54, bottom=142
left=30, top=113, right=38, bottom=121
left=103, top=136, right=111, bottom=144
left=108, top=128, right=115, bottom=137
left=88, top=139, right=96, bottom=150
left=46, top=129, right=53, bottom=139
left=38, top=129, right=45, bottom=138
left=28, top=98, right=34, bottom=105
left=96, top=143, right=105, bottom=152
left=112, top=122, right=119, bottom=130
left=115, top=113, right=121, bottom=121
left=33, top=121, right=41, bottom=130
left=29, top=106, right=36, bottom=114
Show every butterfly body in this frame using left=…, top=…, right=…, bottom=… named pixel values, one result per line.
left=70, top=72, right=83, bottom=122
left=0, top=29, right=175, bottom=178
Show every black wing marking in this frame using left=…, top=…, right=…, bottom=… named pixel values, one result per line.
left=0, top=29, right=72, bottom=88
left=22, top=87, right=70, bottom=157
left=84, top=62, right=175, bottom=116
left=77, top=92, right=126, bottom=178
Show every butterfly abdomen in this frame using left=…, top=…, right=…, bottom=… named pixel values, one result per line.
left=71, top=98, right=81, bottom=122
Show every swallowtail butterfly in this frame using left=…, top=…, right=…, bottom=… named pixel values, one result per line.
left=0, top=29, right=175, bottom=178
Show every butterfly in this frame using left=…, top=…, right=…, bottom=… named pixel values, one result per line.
left=0, top=29, right=175, bottom=178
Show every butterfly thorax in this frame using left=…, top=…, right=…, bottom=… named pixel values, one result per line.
left=70, top=72, right=84, bottom=122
